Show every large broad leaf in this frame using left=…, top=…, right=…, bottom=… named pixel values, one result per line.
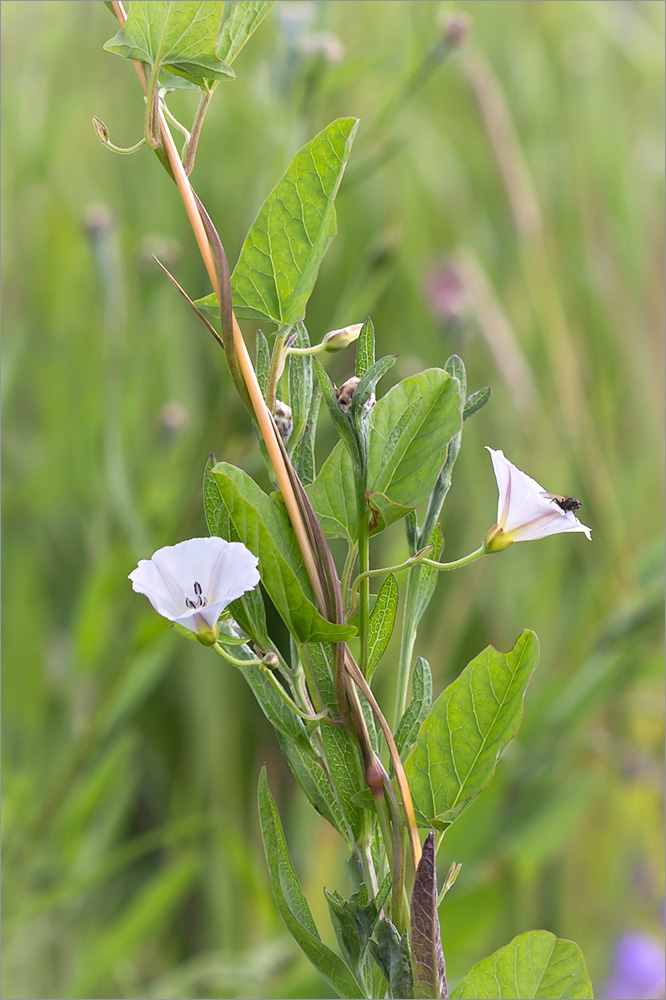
left=450, top=931, right=593, bottom=999
left=218, top=1, right=274, bottom=65
left=197, top=119, right=358, bottom=324
left=104, top=2, right=234, bottom=89
left=405, top=631, right=539, bottom=829
left=410, top=831, right=447, bottom=1000
left=211, top=463, right=355, bottom=645
left=307, top=369, right=462, bottom=539
left=258, top=769, right=366, bottom=1000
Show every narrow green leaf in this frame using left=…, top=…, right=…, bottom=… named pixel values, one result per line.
left=412, top=524, right=445, bottom=629
left=367, top=574, right=398, bottom=678
left=288, top=322, right=313, bottom=452
left=320, top=723, right=366, bottom=840
left=410, top=830, right=447, bottom=1000
left=394, top=657, right=432, bottom=758
left=351, top=354, right=397, bottom=425
left=355, top=317, right=375, bottom=378
left=405, top=631, right=540, bottom=829
left=370, top=919, right=414, bottom=1000
left=104, top=2, right=234, bottom=89
left=211, top=462, right=355, bottom=644
left=444, top=353, right=466, bottom=400
left=325, top=877, right=390, bottom=976
left=291, top=382, right=321, bottom=486
left=463, top=386, right=492, bottom=422
left=229, top=118, right=359, bottom=324
left=217, top=1, right=274, bottom=65
left=276, top=730, right=347, bottom=835
left=255, top=329, right=271, bottom=398
left=203, top=456, right=269, bottom=646
left=258, top=769, right=366, bottom=1000
left=315, top=359, right=362, bottom=466
left=450, top=931, right=593, bottom=1000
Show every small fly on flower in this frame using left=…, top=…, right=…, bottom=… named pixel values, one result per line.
left=540, top=491, right=582, bottom=513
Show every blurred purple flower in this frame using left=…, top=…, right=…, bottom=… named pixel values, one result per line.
left=424, top=260, right=469, bottom=322
left=603, top=933, right=665, bottom=1000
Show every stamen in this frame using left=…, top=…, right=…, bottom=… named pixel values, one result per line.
left=185, top=582, right=207, bottom=609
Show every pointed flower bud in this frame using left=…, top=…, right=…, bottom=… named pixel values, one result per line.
left=322, top=322, right=363, bottom=353
left=129, top=537, right=260, bottom=643
left=484, top=447, right=591, bottom=552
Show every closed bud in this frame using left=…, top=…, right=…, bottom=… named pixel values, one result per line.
left=262, top=652, right=279, bottom=670
left=322, top=322, right=363, bottom=353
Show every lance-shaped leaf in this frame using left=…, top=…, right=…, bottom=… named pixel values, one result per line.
left=275, top=730, right=347, bottom=837
left=405, top=631, right=539, bottom=829
left=351, top=355, right=397, bottom=426
left=410, top=830, right=447, bottom=1000
left=291, top=382, right=321, bottom=486
left=104, top=2, right=234, bottom=89
left=288, top=322, right=314, bottom=453
left=450, top=931, right=593, bottom=1000
left=320, top=722, right=366, bottom=840
left=211, top=462, right=355, bottom=644
left=258, top=769, right=366, bottom=1000
left=394, top=657, right=432, bottom=758
left=355, top=317, right=376, bottom=378
left=370, top=920, right=414, bottom=1000
left=218, top=1, right=274, bottom=65
left=367, top=574, right=398, bottom=678
left=463, top=386, right=491, bottom=422
left=196, top=118, right=358, bottom=324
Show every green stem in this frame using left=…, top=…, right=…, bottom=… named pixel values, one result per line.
left=212, top=644, right=327, bottom=722
left=422, top=546, right=486, bottom=572
left=340, top=541, right=359, bottom=615
left=183, top=90, right=212, bottom=175
left=349, top=546, right=433, bottom=615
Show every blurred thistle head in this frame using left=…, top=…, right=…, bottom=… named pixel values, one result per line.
left=439, top=11, right=472, bottom=47
left=483, top=448, right=591, bottom=552
left=425, top=259, right=469, bottom=323
left=302, top=31, right=345, bottom=66
left=274, top=399, right=293, bottom=442
left=129, top=537, right=260, bottom=645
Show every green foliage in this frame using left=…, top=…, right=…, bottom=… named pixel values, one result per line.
left=258, top=768, right=366, bottom=1000
left=406, top=631, right=539, bottom=828
left=355, top=317, right=376, bottom=379
left=367, top=574, right=398, bottom=678
left=450, top=931, right=593, bottom=1000
left=104, top=2, right=234, bottom=89
left=325, top=877, right=390, bottom=981
left=198, top=118, right=359, bottom=325
left=211, top=461, right=355, bottom=644
left=217, top=1, right=275, bottom=65
left=394, top=657, right=432, bottom=759
left=370, top=919, right=413, bottom=1000
left=287, top=322, right=314, bottom=454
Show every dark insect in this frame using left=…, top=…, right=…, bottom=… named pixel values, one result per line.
left=540, top=491, right=582, bottom=513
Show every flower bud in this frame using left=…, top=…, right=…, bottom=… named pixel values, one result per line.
left=274, top=399, right=293, bottom=442
left=483, top=524, right=513, bottom=553
left=262, top=652, right=279, bottom=670
left=322, top=322, right=363, bottom=353
left=335, top=376, right=376, bottom=416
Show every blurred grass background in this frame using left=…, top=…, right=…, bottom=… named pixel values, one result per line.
left=2, top=2, right=664, bottom=998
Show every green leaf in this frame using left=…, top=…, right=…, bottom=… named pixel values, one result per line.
left=355, top=317, right=375, bottom=378
left=217, top=118, right=359, bottom=324
left=325, top=877, right=390, bottom=976
left=367, top=369, right=462, bottom=532
left=315, top=359, right=362, bottom=467
left=291, top=383, right=321, bottom=486
left=104, top=2, right=234, bottom=89
left=410, top=830, right=447, bottom=1000
left=203, top=456, right=269, bottom=646
left=217, top=1, right=274, bottom=65
left=288, top=322, right=313, bottom=453
left=463, top=386, right=492, bottom=422
left=308, top=369, right=462, bottom=539
left=255, top=329, right=271, bottom=397
left=258, top=769, right=366, bottom=1000
left=450, top=931, right=593, bottom=1000
left=320, top=723, right=366, bottom=840
left=275, top=730, right=347, bottom=835
left=351, top=355, right=397, bottom=426
left=412, top=524, right=444, bottom=629
left=394, top=657, right=432, bottom=758
left=211, top=462, right=355, bottom=644
left=367, top=574, right=398, bottom=678
left=405, top=631, right=539, bottom=829
left=444, top=353, right=466, bottom=399
left=370, top=919, right=414, bottom=1000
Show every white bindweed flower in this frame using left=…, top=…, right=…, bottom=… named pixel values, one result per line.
left=129, top=537, right=260, bottom=644
left=484, top=447, right=591, bottom=552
